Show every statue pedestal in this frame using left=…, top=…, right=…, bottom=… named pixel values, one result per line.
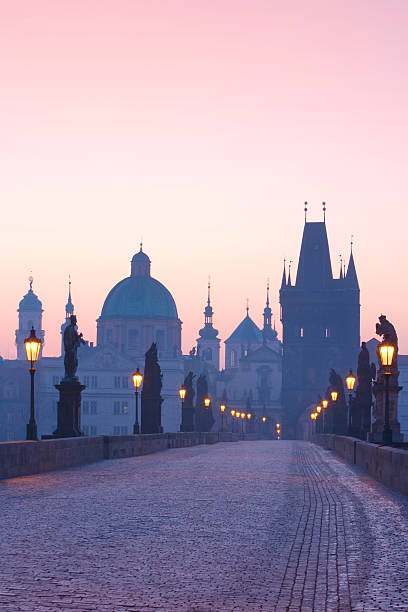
left=52, top=379, right=85, bottom=438
left=368, top=373, right=403, bottom=443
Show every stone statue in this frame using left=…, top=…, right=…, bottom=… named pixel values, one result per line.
left=141, top=343, right=163, bottom=434
left=63, top=315, right=85, bottom=381
left=376, top=314, right=398, bottom=370
left=352, top=342, right=376, bottom=439
left=180, top=371, right=195, bottom=432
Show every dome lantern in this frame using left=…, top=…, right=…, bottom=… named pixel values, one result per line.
left=131, top=243, right=151, bottom=277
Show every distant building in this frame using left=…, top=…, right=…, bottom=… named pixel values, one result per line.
left=0, top=247, right=184, bottom=440
left=280, top=216, right=360, bottom=435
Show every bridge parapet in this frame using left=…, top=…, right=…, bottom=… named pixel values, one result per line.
left=313, top=434, right=408, bottom=497
left=0, top=431, right=244, bottom=481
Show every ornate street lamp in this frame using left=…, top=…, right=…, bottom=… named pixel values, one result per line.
left=24, top=327, right=42, bottom=440
left=132, top=368, right=143, bottom=434
left=331, top=390, right=338, bottom=402
left=220, top=403, right=226, bottom=432
left=262, top=416, right=267, bottom=423
left=322, top=399, right=328, bottom=432
left=204, top=397, right=211, bottom=408
left=379, top=343, right=395, bottom=444
left=345, top=370, right=356, bottom=435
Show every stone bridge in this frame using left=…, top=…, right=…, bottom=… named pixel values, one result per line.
left=1, top=440, right=408, bottom=611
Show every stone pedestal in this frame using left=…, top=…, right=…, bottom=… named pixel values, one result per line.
left=53, top=379, right=85, bottom=438
left=368, top=373, right=403, bottom=443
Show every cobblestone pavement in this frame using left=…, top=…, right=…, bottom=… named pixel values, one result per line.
left=1, top=441, right=408, bottom=611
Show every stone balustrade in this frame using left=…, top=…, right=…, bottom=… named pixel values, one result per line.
left=312, top=434, right=408, bottom=497
left=0, top=431, right=244, bottom=480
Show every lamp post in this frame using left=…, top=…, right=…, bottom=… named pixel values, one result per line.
left=132, top=368, right=143, bottom=434
left=345, top=370, right=356, bottom=435
left=220, top=403, right=226, bottom=432
left=330, top=390, right=338, bottom=434
left=24, top=327, right=42, bottom=440
left=379, top=343, right=395, bottom=444
left=322, top=399, right=328, bottom=433
left=246, top=411, right=252, bottom=436
left=241, top=411, right=245, bottom=436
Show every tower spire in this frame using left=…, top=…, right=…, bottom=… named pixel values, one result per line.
left=65, top=274, right=74, bottom=317
left=304, top=201, right=308, bottom=223
left=280, top=259, right=287, bottom=289
left=287, top=261, right=293, bottom=287
left=246, top=298, right=249, bottom=316
left=323, top=201, right=326, bottom=222
left=339, top=255, right=343, bottom=280
left=263, top=279, right=272, bottom=336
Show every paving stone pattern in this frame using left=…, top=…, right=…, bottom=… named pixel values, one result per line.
left=1, top=441, right=408, bottom=611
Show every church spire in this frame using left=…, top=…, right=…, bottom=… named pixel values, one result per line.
left=263, top=280, right=272, bottom=331
left=204, top=278, right=213, bottom=325
left=65, top=275, right=74, bottom=317
left=339, top=255, right=343, bottom=280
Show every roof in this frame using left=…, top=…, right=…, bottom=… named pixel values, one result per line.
left=295, top=222, right=333, bottom=289
left=225, top=315, right=262, bottom=344
left=19, top=289, right=43, bottom=311
left=100, top=275, right=178, bottom=319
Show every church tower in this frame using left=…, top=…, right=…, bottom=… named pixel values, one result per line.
left=280, top=204, right=360, bottom=434
left=196, top=281, right=220, bottom=370
left=15, top=277, right=45, bottom=360
left=60, top=277, right=74, bottom=356
left=262, top=282, right=278, bottom=345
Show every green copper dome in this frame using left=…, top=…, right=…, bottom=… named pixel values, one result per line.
left=100, top=247, right=178, bottom=320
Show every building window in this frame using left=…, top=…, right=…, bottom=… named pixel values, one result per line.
left=90, top=425, right=97, bottom=436
left=83, top=425, right=89, bottom=436
left=90, top=401, right=97, bottom=414
left=122, top=377, right=128, bottom=389
left=114, top=401, right=121, bottom=415
left=107, top=329, right=113, bottom=343
left=91, top=376, right=98, bottom=388
left=122, top=401, right=128, bottom=415
left=84, top=376, right=90, bottom=387
left=128, top=329, right=139, bottom=349
left=300, top=328, right=304, bottom=338
left=324, top=327, right=330, bottom=338
left=114, top=376, right=121, bottom=389
left=231, top=350, right=237, bottom=367
left=52, top=375, right=60, bottom=385
left=205, top=348, right=212, bottom=361
left=83, top=401, right=89, bottom=415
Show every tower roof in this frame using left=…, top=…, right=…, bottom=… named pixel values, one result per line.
left=225, top=313, right=262, bottom=344
left=345, top=249, right=359, bottom=289
left=295, top=222, right=333, bottom=289
left=18, top=278, right=43, bottom=312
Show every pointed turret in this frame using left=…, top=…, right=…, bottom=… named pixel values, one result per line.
left=345, top=248, right=359, bottom=289
left=280, top=260, right=287, bottom=289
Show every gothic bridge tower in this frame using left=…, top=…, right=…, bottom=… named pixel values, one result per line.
left=279, top=204, right=360, bottom=435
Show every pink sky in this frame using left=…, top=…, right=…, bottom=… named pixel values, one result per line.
left=1, top=0, right=408, bottom=359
